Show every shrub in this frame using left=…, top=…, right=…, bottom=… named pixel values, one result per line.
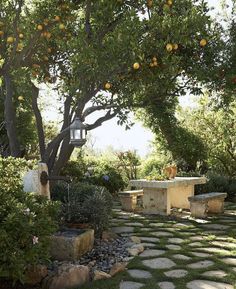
left=193, top=172, right=236, bottom=199
left=0, top=157, right=60, bottom=283
left=88, top=160, right=127, bottom=194
left=139, top=156, right=170, bottom=178
left=51, top=181, right=113, bottom=237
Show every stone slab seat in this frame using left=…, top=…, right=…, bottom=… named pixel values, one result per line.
left=119, top=190, right=144, bottom=212
left=188, top=192, right=227, bottom=218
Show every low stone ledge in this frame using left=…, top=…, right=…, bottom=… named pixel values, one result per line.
left=50, top=228, right=94, bottom=261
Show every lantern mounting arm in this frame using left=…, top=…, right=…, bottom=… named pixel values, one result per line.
left=82, top=104, right=116, bottom=119
left=85, top=110, right=117, bottom=131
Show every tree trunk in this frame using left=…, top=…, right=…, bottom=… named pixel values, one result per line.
left=51, top=133, right=74, bottom=176
left=31, top=83, right=46, bottom=159
left=4, top=73, right=21, bottom=157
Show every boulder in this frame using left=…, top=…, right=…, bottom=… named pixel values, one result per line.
left=109, top=262, right=128, bottom=276
left=93, top=270, right=111, bottom=280
left=43, top=264, right=89, bottom=289
left=25, top=264, right=48, bottom=285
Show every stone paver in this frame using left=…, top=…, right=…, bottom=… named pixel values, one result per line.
left=201, top=224, right=230, bottom=230
left=186, top=280, right=233, bottom=289
left=167, top=238, right=184, bottom=244
left=140, top=228, right=152, bottom=232
left=149, top=223, right=164, bottom=227
left=191, top=252, right=212, bottom=257
left=211, top=241, right=236, bottom=249
left=151, top=231, right=173, bottom=237
left=189, top=236, right=205, bottom=241
left=202, top=270, right=227, bottom=278
left=221, top=258, right=236, bottom=265
left=140, top=249, right=166, bottom=257
left=187, top=260, right=214, bottom=269
left=140, top=242, right=156, bottom=248
left=172, top=254, right=192, bottom=260
left=158, top=281, right=175, bottom=289
left=139, top=237, right=160, bottom=243
left=142, top=258, right=176, bottom=269
left=188, top=242, right=203, bottom=247
left=195, top=247, right=231, bottom=255
left=112, top=203, right=236, bottom=289
left=120, top=281, right=144, bottom=289
left=164, top=269, right=188, bottom=278
left=165, top=244, right=181, bottom=250
left=127, top=269, right=152, bottom=279
left=125, top=222, right=144, bottom=227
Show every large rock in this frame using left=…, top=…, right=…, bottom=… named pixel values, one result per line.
left=25, top=265, right=48, bottom=285
left=50, top=229, right=94, bottom=261
left=93, top=270, right=111, bottom=280
left=127, top=244, right=144, bottom=256
left=109, top=262, right=128, bottom=276
left=43, top=264, right=89, bottom=289
left=102, top=230, right=119, bottom=241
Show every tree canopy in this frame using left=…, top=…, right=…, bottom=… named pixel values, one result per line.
left=0, top=0, right=234, bottom=174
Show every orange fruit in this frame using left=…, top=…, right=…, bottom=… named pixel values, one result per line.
left=133, top=62, right=140, bottom=70
left=200, top=39, right=207, bottom=47
left=18, top=96, right=24, bottom=101
left=59, top=23, right=65, bottom=30
left=7, top=36, right=14, bottom=44
left=173, top=43, right=178, bottom=50
left=166, top=43, right=173, bottom=52
left=37, top=24, right=43, bottom=31
left=105, top=82, right=111, bottom=90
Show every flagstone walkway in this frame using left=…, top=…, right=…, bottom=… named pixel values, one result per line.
left=81, top=202, right=236, bottom=289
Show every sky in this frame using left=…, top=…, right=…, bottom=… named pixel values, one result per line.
left=42, top=0, right=232, bottom=157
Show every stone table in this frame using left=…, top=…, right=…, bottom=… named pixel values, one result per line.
left=130, top=177, right=206, bottom=215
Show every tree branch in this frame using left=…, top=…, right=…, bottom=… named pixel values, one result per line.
left=85, top=0, right=92, bottom=39
left=86, top=110, right=117, bottom=130
left=82, top=104, right=116, bottom=118
left=31, top=82, right=46, bottom=158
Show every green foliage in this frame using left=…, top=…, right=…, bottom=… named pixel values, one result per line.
left=89, top=160, right=127, bottom=194
left=0, top=157, right=60, bottom=283
left=195, top=172, right=236, bottom=200
left=139, top=154, right=171, bottom=178
left=51, top=181, right=113, bottom=237
left=116, top=150, right=141, bottom=180
left=179, top=96, right=236, bottom=177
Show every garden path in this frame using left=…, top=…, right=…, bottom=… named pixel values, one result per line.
left=81, top=202, right=236, bottom=289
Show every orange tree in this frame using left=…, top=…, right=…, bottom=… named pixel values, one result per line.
left=0, top=0, right=225, bottom=175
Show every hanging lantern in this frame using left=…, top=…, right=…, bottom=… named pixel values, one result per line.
left=70, top=118, right=87, bottom=146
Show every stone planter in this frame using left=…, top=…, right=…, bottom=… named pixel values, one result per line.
left=50, top=228, right=94, bottom=261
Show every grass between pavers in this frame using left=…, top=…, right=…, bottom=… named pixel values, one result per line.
left=95, top=206, right=236, bottom=289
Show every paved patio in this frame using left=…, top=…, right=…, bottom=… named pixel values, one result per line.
left=110, top=202, right=236, bottom=289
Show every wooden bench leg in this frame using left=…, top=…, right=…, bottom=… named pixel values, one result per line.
left=190, top=201, right=208, bottom=218
left=120, top=196, right=137, bottom=212
left=207, top=198, right=225, bottom=213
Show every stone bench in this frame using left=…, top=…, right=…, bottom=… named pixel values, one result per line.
left=188, top=192, right=227, bottom=218
left=119, top=190, right=144, bottom=212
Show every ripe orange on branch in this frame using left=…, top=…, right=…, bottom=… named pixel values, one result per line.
left=59, top=23, right=65, bottom=30
left=0, top=31, right=4, bottom=36
left=7, top=36, right=14, bottom=44
left=105, top=82, right=111, bottom=90
left=18, top=96, right=24, bottom=101
left=200, top=39, right=207, bottom=47
left=166, top=43, right=173, bottom=52
left=37, top=24, right=43, bottom=31
left=133, top=62, right=140, bottom=70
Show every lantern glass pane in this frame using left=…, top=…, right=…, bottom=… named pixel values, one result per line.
left=74, top=129, right=81, bottom=140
